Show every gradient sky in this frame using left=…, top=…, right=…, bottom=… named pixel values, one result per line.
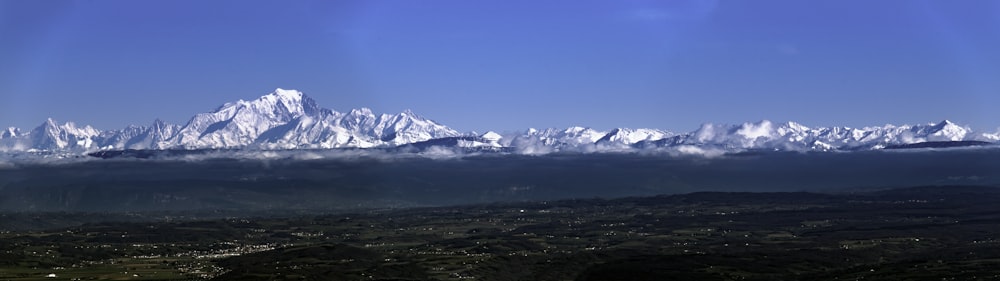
left=2, top=0, right=999, bottom=133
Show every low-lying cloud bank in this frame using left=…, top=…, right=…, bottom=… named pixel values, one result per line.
left=2, top=142, right=764, bottom=164
left=3, top=140, right=998, bottom=168
left=2, top=144, right=999, bottom=213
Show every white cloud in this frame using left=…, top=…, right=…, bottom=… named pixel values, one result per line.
left=0, top=142, right=745, bottom=166
left=672, top=145, right=726, bottom=158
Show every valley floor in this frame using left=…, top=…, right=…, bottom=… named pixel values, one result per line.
left=3, top=186, right=1000, bottom=280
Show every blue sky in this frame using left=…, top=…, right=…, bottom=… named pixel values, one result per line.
left=2, top=0, right=999, bottom=133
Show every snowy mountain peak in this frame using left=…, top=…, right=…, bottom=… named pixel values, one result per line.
left=17, top=118, right=102, bottom=150
left=261, top=88, right=321, bottom=117
left=370, top=109, right=460, bottom=145
left=271, top=88, right=303, bottom=99
left=2, top=127, right=20, bottom=138
left=349, top=108, right=374, bottom=116
left=151, top=118, right=169, bottom=127
left=43, top=118, right=58, bottom=128
left=783, top=121, right=810, bottom=131
left=399, top=109, right=418, bottom=117
left=926, top=119, right=969, bottom=141
left=598, top=128, right=671, bottom=144
left=930, top=120, right=963, bottom=131
left=481, top=131, right=503, bottom=141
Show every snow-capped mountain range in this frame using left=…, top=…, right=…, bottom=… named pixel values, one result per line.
left=1, top=89, right=459, bottom=152
left=1, top=88, right=998, bottom=154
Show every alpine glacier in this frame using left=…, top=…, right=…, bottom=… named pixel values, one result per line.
left=1, top=88, right=997, bottom=154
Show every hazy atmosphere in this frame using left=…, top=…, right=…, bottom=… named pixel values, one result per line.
left=2, top=0, right=999, bottom=132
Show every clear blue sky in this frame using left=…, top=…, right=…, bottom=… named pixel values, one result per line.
left=2, top=0, right=999, bottom=133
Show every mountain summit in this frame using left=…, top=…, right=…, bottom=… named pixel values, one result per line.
left=168, top=88, right=328, bottom=148
left=165, top=88, right=459, bottom=149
